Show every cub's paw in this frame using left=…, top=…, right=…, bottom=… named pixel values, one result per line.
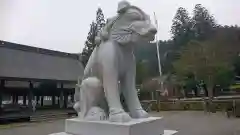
left=85, top=107, right=107, bottom=121
left=109, top=108, right=131, bottom=122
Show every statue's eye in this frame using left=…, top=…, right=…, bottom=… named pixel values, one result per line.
left=126, top=12, right=143, bottom=21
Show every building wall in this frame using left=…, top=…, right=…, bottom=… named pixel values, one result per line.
left=0, top=47, right=84, bottom=81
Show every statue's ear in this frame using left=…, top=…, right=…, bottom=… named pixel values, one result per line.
left=76, top=84, right=81, bottom=89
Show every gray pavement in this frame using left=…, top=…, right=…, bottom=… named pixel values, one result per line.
left=1, top=111, right=240, bottom=135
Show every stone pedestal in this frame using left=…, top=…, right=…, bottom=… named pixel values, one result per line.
left=50, top=117, right=177, bottom=135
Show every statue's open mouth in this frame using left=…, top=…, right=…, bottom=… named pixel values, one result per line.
left=134, top=31, right=156, bottom=42
left=134, top=28, right=157, bottom=42
left=143, top=33, right=156, bottom=41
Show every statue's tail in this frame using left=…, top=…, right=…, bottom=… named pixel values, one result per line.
left=73, top=81, right=81, bottom=113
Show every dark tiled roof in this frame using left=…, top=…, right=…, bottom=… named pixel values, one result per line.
left=0, top=40, right=84, bottom=82
left=0, top=40, right=79, bottom=59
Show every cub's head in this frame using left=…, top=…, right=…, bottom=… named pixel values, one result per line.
left=109, top=1, right=157, bottom=44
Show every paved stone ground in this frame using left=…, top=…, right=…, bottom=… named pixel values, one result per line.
left=152, top=111, right=240, bottom=135
left=0, top=111, right=240, bottom=135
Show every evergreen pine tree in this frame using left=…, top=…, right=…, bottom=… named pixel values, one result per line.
left=192, top=4, right=218, bottom=40
left=171, top=7, right=193, bottom=47
left=81, top=21, right=97, bottom=67
left=96, top=8, right=106, bottom=33
left=81, top=7, right=106, bottom=67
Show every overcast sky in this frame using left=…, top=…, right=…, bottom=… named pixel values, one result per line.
left=0, top=0, right=239, bottom=53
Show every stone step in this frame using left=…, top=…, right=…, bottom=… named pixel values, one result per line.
left=30, top=112, right=73, bottom=122
left=31, top=115, right=69, bottom=122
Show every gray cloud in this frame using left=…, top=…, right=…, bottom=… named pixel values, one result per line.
left=0, top=0, right=239, bottom=53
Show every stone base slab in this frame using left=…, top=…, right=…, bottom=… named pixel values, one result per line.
left=49, top=117, right=178, bottom=135
left=49, top=130, right=178, bottom=135
left=66, top=117, right=163, bottom=135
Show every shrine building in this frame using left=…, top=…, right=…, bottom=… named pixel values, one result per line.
left=0, top=40, right=84, bottom=110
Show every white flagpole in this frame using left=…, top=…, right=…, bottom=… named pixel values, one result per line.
left=154, top=12, right=163, bottom=111
left=153, top=12, right=162, bottom=81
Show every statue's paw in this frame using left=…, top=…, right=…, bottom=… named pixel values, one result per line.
left=130, top=109, right=149, bottom=119
left=109, top=108, right=131, bottom=122
left=85, top=107, right=107, bottom=121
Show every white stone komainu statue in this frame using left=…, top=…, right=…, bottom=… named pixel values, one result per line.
left=74, top=0, right=157, bottom=123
